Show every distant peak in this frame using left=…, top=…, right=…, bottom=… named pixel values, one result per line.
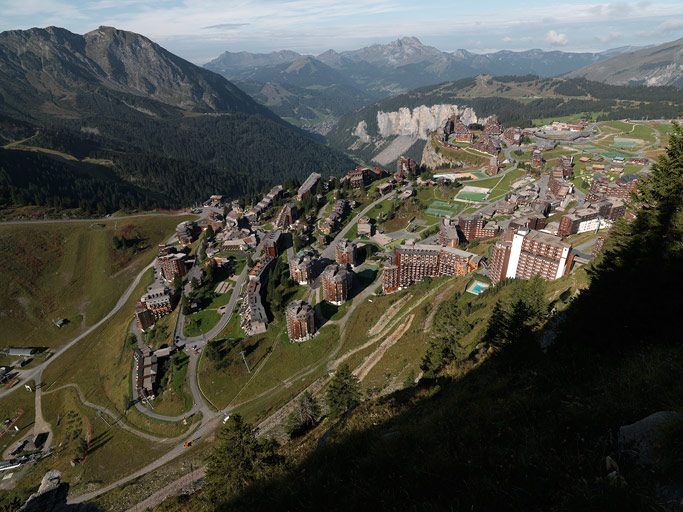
left=395, top=36, right=424, bottom=46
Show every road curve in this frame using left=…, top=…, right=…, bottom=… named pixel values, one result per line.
left=321, top=191, right=396, bottom=260
left=0, top=261, right=155, bottom=401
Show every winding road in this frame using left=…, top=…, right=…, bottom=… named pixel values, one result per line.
left=0, top=260, right=156, bottom=401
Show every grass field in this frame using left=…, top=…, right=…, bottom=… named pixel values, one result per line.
left=32, top=386, right=169, bottom=496
left=198, top=318, right=341, bottom=420
left=142, top=306, right=179, bottom=349
left=0, top=384, right=36, bottom=456
left=0, top=215, right=194, bottom=348
left=183, top=309, right=221, bottom=337
left=150, top=352, right=193, bottom=416
left=425, top=200, right=467, bottom=218
left=38, top=267, right=194, bottom=440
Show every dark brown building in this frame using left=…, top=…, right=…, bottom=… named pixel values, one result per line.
left=335, top=239, right=357, bottom=267
left=157, top=253, right=186, bottom=282
left=382, top=244, right=480, bottom=293
left=321, top=264, right=352, bottom=305
left=286, top=300, right=316, bottom=342
left=458, top=214, right=499, bottom=242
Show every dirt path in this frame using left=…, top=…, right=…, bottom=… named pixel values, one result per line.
left=124, top=466, right=206, bottom=512
left=354, top=314, right=415, bottom=382
left=368, top=294, right=412, bottom=336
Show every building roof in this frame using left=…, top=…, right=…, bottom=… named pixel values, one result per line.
left=298, top=172, right=322, bottom=196
left=522, top=229, right=571, bottom=250
left=336, top=238, right=356, bottom=251
left=322, top=263, right=351, bottom=283
left=287, top=300, right=313, bottom=319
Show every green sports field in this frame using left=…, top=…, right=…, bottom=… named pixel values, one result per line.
left=456, top=190, right=488, bottom=202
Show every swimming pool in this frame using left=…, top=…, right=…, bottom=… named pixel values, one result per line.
left=467, top=281, right=490, bottom=295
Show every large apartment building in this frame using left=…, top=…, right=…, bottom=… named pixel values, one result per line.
left=321, top=264, right=353, bottom=305
left=274, top=203, right=298, bottom=229
left=262, top=230, right=283, bottom=258
left=297, top=172, right=321, bottom=201
left=289, top=251, right=315, bottom=285
left=489, top=229, right=573, bottom=284
left=438, top=218, right=460, bottom=248
left=443, top=115, right=473, bottom=143
left=335, top=239, right=358, bottom=267
left=558, top=199, right=625, bottom=237
left=157, top=253, right=186, bottom=282
left=239, top=281, right=268, bottom=336
left=140, top=284, right=176, bottom=318
left=286, top=300, right=316, bottom=342
left=586, top=173, right=638, bottom=202
left=382, top=244, right=481, bottom=293
left=458, top=214, right=499, bottom=242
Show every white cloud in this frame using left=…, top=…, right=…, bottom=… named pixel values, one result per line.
left=545, top=30, right=568, bottom=46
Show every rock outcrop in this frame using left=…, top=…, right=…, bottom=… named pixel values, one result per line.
left=19, top=470, right=100, bottom=512
left=376, top=104, right=479, bottom=140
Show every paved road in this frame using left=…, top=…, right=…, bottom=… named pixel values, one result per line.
left=320, top=191, right=396, bottom=260
left=0, top=211, right=192, bottom=226
left=42, top=383, right=199, bottom=444
left=174, top=265, right=248, bottom=347
left=0, top=261, right=156, bottom=401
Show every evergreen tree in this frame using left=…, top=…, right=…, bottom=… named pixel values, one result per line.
left=204, top=415, right=283, bottom=505
left=483, top=300, right=509, bottom=347
left=285, top=391, right=321, bottom=438
left=326, top=364, right=361, bottom=417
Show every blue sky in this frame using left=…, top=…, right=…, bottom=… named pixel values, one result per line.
left=1, top=0, right=682, bottom=63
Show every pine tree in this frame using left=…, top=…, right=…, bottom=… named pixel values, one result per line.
left=286, top=391, right=321, bottom=438
left=204, top=415, right=283, bottom=505
left=205, top=225, right=215, bottom=242
left=483, top=300, right=509, bottom=347
left=326, top=364, right=361, bottom=417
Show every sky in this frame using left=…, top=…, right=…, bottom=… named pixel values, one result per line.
left=1, top=0, right=682, bottom=63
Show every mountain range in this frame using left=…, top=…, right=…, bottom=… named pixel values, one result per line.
left=0, top=26, right=353, bottom=214
left=567, top=37, right=683, bottom=87
left=204, top=37, right=628, bottom=133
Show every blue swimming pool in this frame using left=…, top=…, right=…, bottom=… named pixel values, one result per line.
left=467, top=281, right=490, bottom=295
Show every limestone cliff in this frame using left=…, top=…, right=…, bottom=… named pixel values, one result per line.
left=376, top=104, right=479, bottom=140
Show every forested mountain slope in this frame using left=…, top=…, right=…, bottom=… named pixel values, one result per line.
left=0, top=26, right=353, bottom=214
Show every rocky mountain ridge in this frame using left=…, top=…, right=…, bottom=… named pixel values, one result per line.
left=566, top=37, right=683, bottom=86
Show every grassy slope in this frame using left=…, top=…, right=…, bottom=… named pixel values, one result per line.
left=187, top=262, right=679, bottom=512
left=0, top=215, right=194, bottom=348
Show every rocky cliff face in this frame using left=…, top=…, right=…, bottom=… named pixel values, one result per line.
left=420, top=134, right=473, bottom=169
left=375, top=104, right=479, bottom=140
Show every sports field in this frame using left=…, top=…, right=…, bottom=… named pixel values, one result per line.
left=425, top=200, right=466, bottom=218
left=455, top=185, right=490, bottom=202
left=456, top=191, right=488, bottom=202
